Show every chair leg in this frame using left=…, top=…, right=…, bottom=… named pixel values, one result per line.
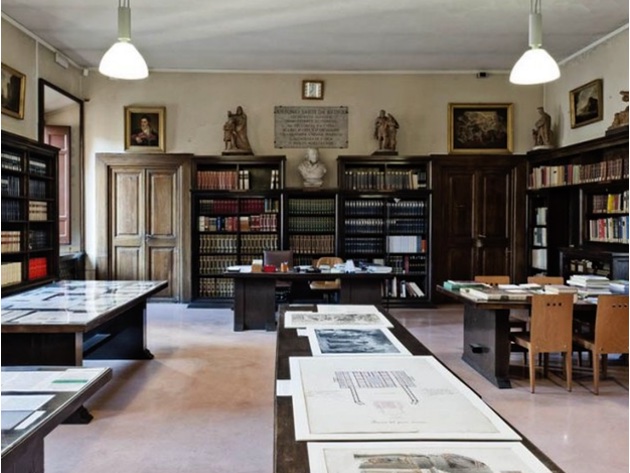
left=592, top=351, right=600, bottom=395
left=528, top=350, right=537, bottom=393
left=564, top=352, right=572, bottom=392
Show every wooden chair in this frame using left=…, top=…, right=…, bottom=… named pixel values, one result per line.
left=573, top=295, right=629, bottom=394
left=527, top=276, right=564, bottom=285
left=512, top=293, right=574, bottom=393
left=263, top=250, right=294, bottom=304
left=473, top=275, right=527, bottom=332
left=309, top=256, right=344, bottom=302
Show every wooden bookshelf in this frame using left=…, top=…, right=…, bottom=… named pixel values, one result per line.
left=1, top=130, right=59, bottom=295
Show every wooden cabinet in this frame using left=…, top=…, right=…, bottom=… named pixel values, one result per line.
left=1, top=131, right=59, bottom=295
left=284, top=189, right=338, bottom=266
left=337, top=156, right=432, bottom=305
left=431, top=155, right=527, bottom=300
left=190, top=156, right=285, bottom=305
left=526, top=132, right=628, bottom=280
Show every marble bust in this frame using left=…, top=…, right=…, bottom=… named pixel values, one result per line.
left=298, top=148, right=326, bottom=188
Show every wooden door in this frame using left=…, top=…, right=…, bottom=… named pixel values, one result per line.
left=44, top=125, right=71, bottom=244
left=432, top=155, right=526, bottom=300
left=109, top=165, right=180, bottom=300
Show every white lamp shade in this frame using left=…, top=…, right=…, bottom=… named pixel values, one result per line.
left=99, top=40, right=148, bottom=80
left=509, top=48, right=560, bottom=85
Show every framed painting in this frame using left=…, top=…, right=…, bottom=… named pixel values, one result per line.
left=570, top=79, right=603, bottom=128
left=1, top=63, right=26, bottom=119
left=448, top=103, right=513, bottom=154
left=124, top=106, right=166, bottom=152
left=302, top=80, right=324, bottom=100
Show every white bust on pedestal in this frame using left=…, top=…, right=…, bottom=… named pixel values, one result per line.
left=298, top=148, right=326, bottom=188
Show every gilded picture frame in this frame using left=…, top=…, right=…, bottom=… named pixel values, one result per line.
left=448, top=103, right=513, bottom=154
left=1, top=63, right=26, bottom=120
left=570, top=79, right=603, bottom=128
left=124, top=106, right=166, bottom=152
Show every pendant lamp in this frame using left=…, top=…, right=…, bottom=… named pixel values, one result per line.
left=99, top=0, right=148, bottom=80
left=509, top=0, right=560, bottom=85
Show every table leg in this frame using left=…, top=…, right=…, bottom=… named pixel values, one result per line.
left=233, top=278, right=276, bottom=331
left=1, top=332, right=83, bottom=366
left=462, top=305, right=512, bottom=388
left=340, top=279, right=383, bottom=305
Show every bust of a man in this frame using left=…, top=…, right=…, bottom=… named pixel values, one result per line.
left=298, top=148, right=326, bottom=188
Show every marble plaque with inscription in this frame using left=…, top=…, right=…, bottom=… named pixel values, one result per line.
left=274, top=106, right=348, bottom=149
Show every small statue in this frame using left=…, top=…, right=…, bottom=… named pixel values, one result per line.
left=608, top=90, right=629, bottom=130
left=374, top=109, right=399, bottom=151
left=532, top=106, right=553, bottom=149
left=223, top=105, right=252, bottom=153
left=298, top=148, right=326, bottom=188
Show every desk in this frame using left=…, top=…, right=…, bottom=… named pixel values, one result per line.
left=1, top=280, right=168, bottom=366
left=274, top=305, right=565, bottom=473
left=436, top=285, right=596, bottom=389
left=1, top=366, right=112, bottom=473
left=226, top=271, right=392, bottom=331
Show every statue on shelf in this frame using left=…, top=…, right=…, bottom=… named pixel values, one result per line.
left=223, top=105, right=252, bottom=153
left=532, top=106, right=553, bottom=149
left=608, top=90, right=629, bottom=130
left=298, top=148, right=326, bottom=188
left=374, top=109, right=399, bottom=151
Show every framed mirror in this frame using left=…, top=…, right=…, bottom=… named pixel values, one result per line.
left=38, top=79, right=84, bottom=260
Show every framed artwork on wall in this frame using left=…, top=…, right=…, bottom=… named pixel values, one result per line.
left=1, top=63, right=26, bottom=120
left=448, top=103, right=513, bottom=154
left=302, top=80, right=324, bottom=100
left=124, top=106, right=166, bottom=152
left=570, top=79, right=603, bottom=128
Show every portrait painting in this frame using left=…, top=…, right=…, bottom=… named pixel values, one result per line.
left=448, top=103, right=513, bottom=154
left=124, top=106, right=166, bottom=152
left=1, top=63, right=26, bottom=120
left=570, top=79, right=603, bottom=128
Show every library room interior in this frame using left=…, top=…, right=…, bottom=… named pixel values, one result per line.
left=2, top=1, right=629, bottom=473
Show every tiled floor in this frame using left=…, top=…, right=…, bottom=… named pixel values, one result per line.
left=44, top=303, right=628, bottom=473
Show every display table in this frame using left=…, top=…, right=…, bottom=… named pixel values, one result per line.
left=1, top=366, right=112, bottom=473
left=436, top=285, right=596, bottom=388
left=274, top=304, right=565, bottom=473
left=225, top=271, right=393, bottom=331
left=1, top=280, right=168, bottom=366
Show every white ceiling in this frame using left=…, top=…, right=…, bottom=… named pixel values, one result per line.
left=2, top=0, right=628, bottom=74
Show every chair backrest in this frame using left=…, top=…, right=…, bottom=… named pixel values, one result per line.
left=263, top=250, right=294, bottom=269
left=527, top=275, right=564, bottom=285
left=594, top=295, right=629, bottom=354
left=315, top=256, right=343, bottom=268
left=529, top=294, right=574, bottom=352
left=474, top=275, right=510, bottom=285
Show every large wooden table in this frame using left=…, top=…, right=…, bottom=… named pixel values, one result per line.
left=436, top=285, right=596, bottom=389
left=225, top=271, right=392, bottom=331
left=274, top=304, right=565, bottom=473
left=1, top=366, right=112, bottom=473
left=1, top=280, right=168, bottom=366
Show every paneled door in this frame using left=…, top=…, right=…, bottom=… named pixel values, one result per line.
left=109, top=165, right=181, bottom=300
left=432, top=155, right=526, bottom=301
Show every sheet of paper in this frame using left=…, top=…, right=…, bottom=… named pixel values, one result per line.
left=316, top=304, right=380, bottom=314
left=276, top=379, right=293, bottom=397
left=1, top=394, right=54, bottom=411
left=285, top=310, right=393, bottom=329
left=2, top=369, right=103, bottom=392
left=306, top=328, right=410, bottom=356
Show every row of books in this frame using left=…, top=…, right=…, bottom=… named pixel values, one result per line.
left=567, top=258, right=610, bottom=277
left=1, top=200, right=23, bottom=221
left=388, top=219, right=427, bottom=233
left=344, top=200, right=385, bottom=216
left=198, top=277, right=234, bottom=298
left=344, top=218, right=384, bottom=233
left=287, top=198, right=335, bottom=214
left=198, top=256, right=238, bottom=275
left=386, top=236, right=427, bottom=254
left=289, top=235, right=335, bottom=254
left=28, top=257, right=48, bottom=280
left=199, top=198, right=278, bottom=214
left=29, top=201, right=49, bottom=221
left=528, top=156, right=629, bottom=189
left=29, top=230, right=49, bottom=250
left=198, top=214, right=278, bottom=232
left=198, top=234, right=279, bottom=253
left=29, top=160, right=48, bottom=176
left=196, top=170, right=248, bottom=190
left=387, top=200, right=428, bottom=217
left=1, top=230, right=21, bottom=253
left=1, top=152, right=22, bottom=172
left=29, top=179, right=48, bottom=199
left=587, top=216, right=628, bottom=243
left=1, top=175, right=21, bottom=196
left=342, top=169, right=427, bottom=190
left=287, top=216, right=335, bottom=232
left=385, top=277, right=426, bottom=298
left=344, top=219, right=428, bottom=234
left=387, top=254, right=427, bottom=274
left=591, top=191, right=628, bottom=214
left=240, top=235, right=279, bottom=253
left=1, top=262, right=22, bottom=287
left=344, top=237, right=384, bottom=254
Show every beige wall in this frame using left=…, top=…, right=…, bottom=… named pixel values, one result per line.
left=545, top=28, right=629, bottom=146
